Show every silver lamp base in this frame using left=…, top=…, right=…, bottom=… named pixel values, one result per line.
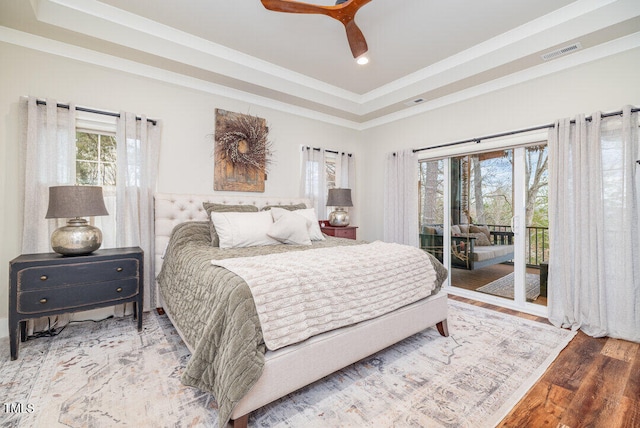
left=51, top=218, right=103, bottom=256
left=328, top=208, right=350, bottom=227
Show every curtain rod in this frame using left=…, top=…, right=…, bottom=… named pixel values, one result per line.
left=413, top=107, right=640, bottom=153
left=36, top=100, right=158, bottom=126
left=302, top=146, right=352, bottom=157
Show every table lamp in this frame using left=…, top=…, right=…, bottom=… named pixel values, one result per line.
left=326, top=188, right=353, bottom=227
left=45, top=185, right=109, bottom=255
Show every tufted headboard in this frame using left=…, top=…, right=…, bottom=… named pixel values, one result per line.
left=153, top=193, right=312, bottom=304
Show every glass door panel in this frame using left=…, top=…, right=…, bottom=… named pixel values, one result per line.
left=418, top=159, right=445, bottom=264
left=449, top=150, right=515, bottom=300
left=523, top=144, right=549, bottom=307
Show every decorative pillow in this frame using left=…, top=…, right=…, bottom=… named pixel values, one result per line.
left=261, top=203, right=307, bottom=211
left=451, top=225, right=462, bottom=236
left=458, top=224, right=470, bottom=234
left=459, top=232, right=492, bottom=246
left=268, top=209, right=312, bottom=245
left=271, top=207, right=325, bottom=241
left=422, top=226, right=437, bottom=235
left=210, top=210, right=279, bottom=248
left=469, top=225, right=491, bottom=242
left=202, top=203, right=258, bottom=247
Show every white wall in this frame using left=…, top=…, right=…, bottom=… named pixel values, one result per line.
left=0, top=42, right=360, bottom=326
left=2, top=40, right=639, bottom=334
left=357, top=47, right=640, bottom=242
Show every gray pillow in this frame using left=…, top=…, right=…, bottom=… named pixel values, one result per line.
left=460, top=232, right=492, bottom=246
left=260, top=203, right=307, bottom=211
left=422, top=226, right=437, bottom=235
left=202, top=202, right=258, bottom=247
left=469, top=225, right=491, bottom=242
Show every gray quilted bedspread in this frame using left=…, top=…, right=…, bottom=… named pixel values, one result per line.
left=157, top=221, right=447, bottom=426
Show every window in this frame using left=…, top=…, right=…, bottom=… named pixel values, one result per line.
left=301, top=147, right=355, bottom=220
left=325, top=151, right=337, bottom=191
left=76, top=131, right=117, bottom=186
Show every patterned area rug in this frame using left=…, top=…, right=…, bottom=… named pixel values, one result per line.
left=476, top=272, right=541, bottom=301
left=0, top=300, right=574, bottom=427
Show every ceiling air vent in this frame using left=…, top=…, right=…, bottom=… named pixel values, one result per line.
left=404, top=97, right=426, bottom=106
left=541, top=42, right=582, bottom=61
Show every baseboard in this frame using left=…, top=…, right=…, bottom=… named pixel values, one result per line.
left=0, top=317, right=8, bottom=340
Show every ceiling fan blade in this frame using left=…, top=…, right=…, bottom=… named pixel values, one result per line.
left=260, top=0, right=332, bottom=16
left=344, top=19, right=368, bottom=58
left=342, top=0, right=373, bottom=11
left=261, top=0, right=373, bottom=59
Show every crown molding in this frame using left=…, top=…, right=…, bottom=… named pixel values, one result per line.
left=4, top=0, right=640, bottom=130
left=30, top=0, right=362, bottom=108
left=3, top=25, right=640, bottom=131
left=363, top=31, right=640, bottom=129
left=0, top=26, right=363, bottom=129
left=358, top=0, right=639, bottom=112
left=27, top=0, right=640, bottom=120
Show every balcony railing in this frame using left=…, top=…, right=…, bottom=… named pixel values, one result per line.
left=420, top=224, right=549, bottom=267
left=486, top=224, right=549, bottom=267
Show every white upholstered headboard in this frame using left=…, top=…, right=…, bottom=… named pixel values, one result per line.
left=153, top=193, right=312, bottom=303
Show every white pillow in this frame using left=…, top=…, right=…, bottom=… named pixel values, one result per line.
left=210, top=211, right=280, bottom=248
left=280, top=207, right=325, bottom=241
left=268, top=209, right=312, bottom=245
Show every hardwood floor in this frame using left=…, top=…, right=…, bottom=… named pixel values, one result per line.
left=449, top=295, right=640, bottom=428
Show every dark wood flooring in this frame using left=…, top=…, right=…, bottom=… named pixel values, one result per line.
left=449, top=295, right=640, bottom=428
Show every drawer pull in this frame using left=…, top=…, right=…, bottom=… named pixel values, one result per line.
left=116, top=287, right=123, bottom=293
left=40, top=275, right=48, bottom=281
left=116, top=267, right=123, bottom=272
left=39, top=298, right=48, bottom=304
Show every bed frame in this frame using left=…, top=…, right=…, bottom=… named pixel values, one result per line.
left=154, top=193, right=449, bottom=427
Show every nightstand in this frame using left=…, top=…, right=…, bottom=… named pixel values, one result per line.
left=319, top=223, right=358, bottom=240
left=8, top=247, right=143, bottom=360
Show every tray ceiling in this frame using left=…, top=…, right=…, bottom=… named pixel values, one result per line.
left=1, top=0, right=639, bottom=128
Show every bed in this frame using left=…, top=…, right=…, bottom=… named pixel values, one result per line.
left=154, top=193, right=450, bottom=427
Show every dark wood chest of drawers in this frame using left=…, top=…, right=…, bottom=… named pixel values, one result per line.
left=8, top=247, right=143, bottom=360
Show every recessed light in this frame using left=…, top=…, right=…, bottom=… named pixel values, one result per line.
left=356, top=55, right=369, bottom=65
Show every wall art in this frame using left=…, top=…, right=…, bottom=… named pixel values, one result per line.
left=214, top=109, right=272, bottom=192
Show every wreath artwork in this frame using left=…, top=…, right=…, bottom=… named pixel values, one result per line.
left=214, top=109, right=273, bottom=192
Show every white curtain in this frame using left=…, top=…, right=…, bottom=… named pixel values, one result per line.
left=20, top=96, right=76, bottom=333
left=548, top=106, right=640, bottom=342
left=116, top=112, right=161, bottom=310
left=300, top=146, right=327, bottom=219
left=21, top=96, right=76, bottom=254
left=384, top=149, right=419, bottom=246
left=336, top=152, right=357, bottom=224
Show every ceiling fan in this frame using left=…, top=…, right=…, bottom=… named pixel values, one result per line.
left=260, top=0, right=372, bottom=60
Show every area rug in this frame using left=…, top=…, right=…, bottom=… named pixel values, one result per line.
left=0, top=300, right=574, bottom=428
left=476, top=272, right=541, bottom=301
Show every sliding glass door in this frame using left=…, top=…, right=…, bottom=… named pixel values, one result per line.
left=419, top=143, right=549, bottom=311
left=449, top=150, right=516, bottom=299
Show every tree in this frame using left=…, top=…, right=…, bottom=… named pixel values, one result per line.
left=524, top=145, right=548, bottom=227
left=472, top=156, right=485, bottom=223
left=76, top=132, right=116, bottom=186
left=419, top=159, right=444, bottom=226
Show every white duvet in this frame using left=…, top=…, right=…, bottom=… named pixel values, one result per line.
left=212, top=241, right=438, bottom=350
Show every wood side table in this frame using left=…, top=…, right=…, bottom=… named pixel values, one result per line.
left=319, top=223, right=358, bottom=240
left=8, top=247, right=143, bottom=360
